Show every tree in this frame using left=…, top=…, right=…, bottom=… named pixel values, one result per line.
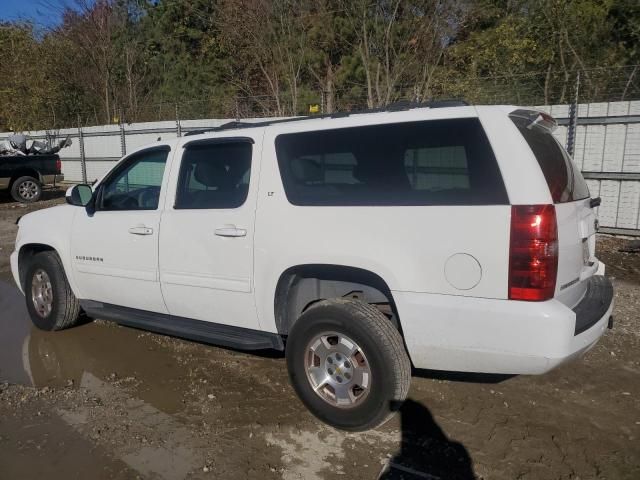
left=344, top=0, right=460, bottom=108
left=55, top=0, right=123, bottom=123
left=447, top=0, right=634, bottom=104
left=0, top=22, right=66, bottom=131
left=2, top=0, right=640, bottom=131
left=218, top=0, right=311, bottom=116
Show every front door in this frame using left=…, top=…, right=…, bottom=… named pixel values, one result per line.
left=71, top=146, right=171, bottom=313
left=159, top=136, right=261, bottom=330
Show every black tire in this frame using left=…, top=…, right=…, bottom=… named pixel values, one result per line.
left=24, top=251, right=81, bottom=331
left=11, top=176, right=42, bottom=203
left=286, top=298, right=411, bottom=431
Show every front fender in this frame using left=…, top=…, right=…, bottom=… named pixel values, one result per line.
left=15, top=205, right=81, bottom=297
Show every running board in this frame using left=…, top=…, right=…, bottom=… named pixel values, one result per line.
left=79, top=300, right=284, bottom=351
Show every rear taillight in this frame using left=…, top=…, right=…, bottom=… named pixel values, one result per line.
left=509, top=204, right=558, bottom=301
left=56, top=158, right=62, bottom=173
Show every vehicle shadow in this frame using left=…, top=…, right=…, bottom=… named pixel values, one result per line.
left=413, top=368, right=515, bottom=384
left=380, top=399, right=476, bottom=480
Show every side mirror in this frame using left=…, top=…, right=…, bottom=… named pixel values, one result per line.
left=66, top=184, right=93, bottom=207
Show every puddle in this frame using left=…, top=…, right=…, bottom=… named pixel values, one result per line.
left=0, top=279, right=193, bottom=413
left=0, top=279, right=292, bottom=479
left=0, top=279, right=404, bottom=479
left=0, top=280, right=34, bottom=385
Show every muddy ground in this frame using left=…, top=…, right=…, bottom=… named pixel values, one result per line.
left=0, top=190, right=638, bottom=480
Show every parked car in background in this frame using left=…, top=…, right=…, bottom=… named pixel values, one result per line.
left=0, top=154, right=64, bottom=203
left=11, top=103, right=614, bottom=431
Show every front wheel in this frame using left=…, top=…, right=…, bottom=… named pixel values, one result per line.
left=286, top=298, right=411, bottom=431
left=11, top=176, right=42, bottom=203
left=24, top=251, right=82, bottom=331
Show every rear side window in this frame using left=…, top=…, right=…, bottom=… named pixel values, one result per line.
left=175, top=141, right=252, bottom=209
left=511, top=116, right=589, bottom=203
left=275, top=118, right=508, bottom=206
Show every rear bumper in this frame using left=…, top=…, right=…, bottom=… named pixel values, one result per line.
left=574, top=275, right=613, bottom=334
left=394, top=276, right=614, bottom=375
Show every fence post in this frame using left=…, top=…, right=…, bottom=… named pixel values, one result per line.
left=566, top=71, right=581, bottom=157
left=175, top=103, right=182, bottom=137
left=77, top=114, right=87, bottom=184
left=119, top=108, right=127, bottom=157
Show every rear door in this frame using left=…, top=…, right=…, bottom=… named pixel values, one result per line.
left=158, top=135, right=262, bottom=330
left=510, top=112, right=596, bottom=307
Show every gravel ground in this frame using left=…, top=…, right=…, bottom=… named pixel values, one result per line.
left=0, top=192, right=638, bottom=480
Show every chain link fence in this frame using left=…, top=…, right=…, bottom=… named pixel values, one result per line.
left=2, top=66, right=640, bottom=235
left=9, top=65, right=638, bottom=131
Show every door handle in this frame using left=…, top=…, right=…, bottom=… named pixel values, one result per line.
left=128, top=226, right=153, bottom=235
left=215, top=226, right=247, bottom=237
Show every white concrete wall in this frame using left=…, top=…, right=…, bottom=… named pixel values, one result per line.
left=2, top=107, right=640, bottom=232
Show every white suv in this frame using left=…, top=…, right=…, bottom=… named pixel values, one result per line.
left=11, top=104, right=614, bottom=431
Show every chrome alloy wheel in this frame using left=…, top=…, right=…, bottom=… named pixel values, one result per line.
left=31, top=269, right=53, bottom=318
left=18, top=180, right=39, bottom=200
left=304, top=331, right=372, bottom=408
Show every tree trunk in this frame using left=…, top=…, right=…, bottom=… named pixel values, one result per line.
left=105, top=79, right=110, bottom=124
left=325, top=63, right=335, bottom=113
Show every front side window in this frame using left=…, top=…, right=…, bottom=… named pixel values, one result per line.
left=175, top=141, right=252, bottom=209
left=99, top=148, right=169, bottom=211
left=275, top=118, right=508, bottom=206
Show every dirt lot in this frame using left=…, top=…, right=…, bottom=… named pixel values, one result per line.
left=0, top=191, right=639, bottom=480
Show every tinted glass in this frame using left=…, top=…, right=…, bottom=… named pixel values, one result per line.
left=175, top=142, right=252, bottom=209
left=275, top=118, right=508, bottom=206
left=511, top=116, right=589, bottom=203
left=100, top=149, right=168, bottom=210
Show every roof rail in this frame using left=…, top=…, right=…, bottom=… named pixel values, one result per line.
left=184, top=121, right=254, bottom=136
left=183, top=99, right=469, bottom=136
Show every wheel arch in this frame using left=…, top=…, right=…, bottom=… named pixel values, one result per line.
left=18, top=244, right=58, bottom=290
left=9, top=168, right=42, bottom=186
left=15, top=205, right=79, bottom=297
left=274, top=264, right=401, bottom=336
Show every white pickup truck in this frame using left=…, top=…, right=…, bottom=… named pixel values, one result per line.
left=11, top=103, right=614, bottom=430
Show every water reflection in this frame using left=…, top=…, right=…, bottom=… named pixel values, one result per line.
left=0, top=280, right=185, bottom=412
left=0, top=280, right=34, bottom=385
left=0, top=279, right=106, bottom=388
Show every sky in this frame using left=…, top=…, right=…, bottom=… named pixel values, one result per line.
left=2, top=0, right=72, bottom=27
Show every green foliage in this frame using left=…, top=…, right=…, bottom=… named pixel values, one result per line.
left=446, top=0, right=635, bottom=104
left=1, top=0, right=639, bottom=131
left=0, top=23, right=64, bottom=131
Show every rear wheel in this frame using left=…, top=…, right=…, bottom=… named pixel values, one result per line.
left=24, top=251, right=82, bottom=331
left=11, top=176, right=42, bottom=203
left=286, top=298, right=411, bottom=431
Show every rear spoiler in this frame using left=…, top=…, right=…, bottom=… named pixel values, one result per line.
left=509, top=109, right=558, bottom=133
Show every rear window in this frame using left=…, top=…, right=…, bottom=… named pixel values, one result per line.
left=511, top=115, right=589, bottom=203
left=275, top=118, right=508, bottom=206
